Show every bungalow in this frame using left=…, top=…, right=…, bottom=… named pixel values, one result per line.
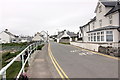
left=18, top=36, right=32, bottom=43
left=57, top=30, right=77, bottom=43
left=32, top=32, right=44, bottom=42
left=0, top=29, right=17, bottom=43
left=77, top=0, right=120, bottom=56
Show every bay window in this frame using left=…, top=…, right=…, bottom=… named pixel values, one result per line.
left=106, top=31, right=113, bottom=41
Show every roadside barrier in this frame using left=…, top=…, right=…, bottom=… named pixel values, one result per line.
left=0, top=41, right=41, bottom=80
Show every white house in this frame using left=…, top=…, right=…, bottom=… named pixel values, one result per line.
left=32, top=32, right=44, bottom=41
left=18, top=36, right=32, bottom=43
left=57, top=30, right=77, bottom=43
left=78, top=0, right=120, bottom=44
left=0, top=29, right=17, bottom=43
left=75, top=0, right=120, bottom=56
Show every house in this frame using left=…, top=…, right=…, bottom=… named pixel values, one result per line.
left=0, top=29, right=17, bottom=43
left=18, top=36, right=32, bottom=43
left=76, top=0, right=120, bottom=56
left=79, top=0, right=120, bottom=44
left=32, top=32, right=44, bottom=42
left=57, top=30, right=77, bottom=43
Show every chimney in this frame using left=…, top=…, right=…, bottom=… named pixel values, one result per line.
left=5, top=29, right=8, bottom=32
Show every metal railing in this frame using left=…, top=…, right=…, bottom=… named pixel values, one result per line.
left=0, top=41, right=41, bottom=80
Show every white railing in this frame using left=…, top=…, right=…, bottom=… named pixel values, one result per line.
left=0, top=41, right=41, bottom=80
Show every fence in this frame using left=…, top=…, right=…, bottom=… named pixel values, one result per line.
left=0, top=41, right=41, bottom=80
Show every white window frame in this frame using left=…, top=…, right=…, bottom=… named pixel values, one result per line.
left=97, top=32, right=100, bottom=41
left=106, top=31, right=113, bottom=42
left=101, top=31, right=104, bottom=41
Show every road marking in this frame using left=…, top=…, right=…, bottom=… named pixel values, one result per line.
left=48, top=43, right=70, bottom=80
left=73, top=45, right=120, bottom=60
left=71, top=50, right=94, bottom=56
left=48, top=47, right=64, bottom=79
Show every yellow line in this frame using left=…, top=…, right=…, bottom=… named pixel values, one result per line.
left=48, top=44, right=64, bottom=79
left=48, top=43, right=70, bottom=80
left=49, top=45, right=69, bottom=79
left=74, top=45, right=120, bottom=60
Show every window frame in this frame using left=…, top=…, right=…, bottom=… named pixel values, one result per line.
left=106, top=31, right=113, bottom=42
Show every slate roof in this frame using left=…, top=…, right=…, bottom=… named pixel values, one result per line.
left=101, top=1, right=117, bottom=7
left=102, top=1, right=120, bottom=16
left=57, top=30, right=77, bottom=38
left=4, top=31, right=16, bottom=37
left=87, top=26, right=119, bottom=33
left=80, top=16, right=96, bottom=28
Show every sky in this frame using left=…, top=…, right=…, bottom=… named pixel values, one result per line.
left=0, top=0, right=98, bottom=36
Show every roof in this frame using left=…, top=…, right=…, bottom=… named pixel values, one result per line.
left=4, top=31, right=16, bottom=37
left=105, top=1, right=120, bottom=16
left=87, top=26, right=119, bottom=33
left=80, top=16, right=96, bottom=28
left=67, top=31, right=77, bottom=37
left=57, top=30, right=77, bottom=38
left=101, top=1, right=117, bottom=7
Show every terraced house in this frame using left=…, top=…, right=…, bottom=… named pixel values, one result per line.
left=78, top=0, right=120, bottom=56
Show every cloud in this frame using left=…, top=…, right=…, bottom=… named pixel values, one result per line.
left=0, top=0, right=98, bottom=35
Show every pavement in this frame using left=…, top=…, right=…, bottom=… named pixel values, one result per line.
left=27, top=44, right=53, bottom=78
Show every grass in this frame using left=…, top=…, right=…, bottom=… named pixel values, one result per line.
left=1, top=43, right=45, bottom=79
left=1, top=42, right=30, bottom=51
left=6, top=61, right=21, bottom=79
left=2, top=51, right=21, bottom=61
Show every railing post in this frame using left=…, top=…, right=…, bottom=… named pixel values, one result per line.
left=22, top=54, right=25, bottom=73
left=27, top=49, right=30, bottom=66
left=2, top=71, right=6, bottom=80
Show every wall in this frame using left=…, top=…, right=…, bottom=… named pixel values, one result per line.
left=0, top=32, right=10, bottom=43
left=70, top=42, right=100, bottom=52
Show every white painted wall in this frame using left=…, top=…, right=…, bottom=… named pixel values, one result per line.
left=32, top=34, right=43, bottom=41
left=0, top=31, right=11, bottom=43
left=71, top=42, right=100, bottom=52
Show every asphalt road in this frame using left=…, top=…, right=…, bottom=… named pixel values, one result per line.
left=49, top=42, right=119, bottom=79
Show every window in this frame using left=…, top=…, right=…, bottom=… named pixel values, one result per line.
left=109, top=15, right=112, bottom=24
left=88, top=34, right=90, bottom=41
left=101, top=31, right=104, bottom=41
left=94, top=33, right=96, bottom=41
left=99, top=6, right=102, bottom=13
left=93, top=22, right=95, bottom=29
left=99, top=20, right=102, bottom=27
left=88, top=25, right=90, bottom=31
left=91, top=33, right=93, bottom=41
left=106, top=31, right=113, bottom=41
left=97, top=32, right=100, bottom=41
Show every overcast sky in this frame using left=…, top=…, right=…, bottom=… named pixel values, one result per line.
left=0, top=0, right=98, bottom=36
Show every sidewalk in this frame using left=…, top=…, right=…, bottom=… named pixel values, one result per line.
left=27, top=44, right=52, bottom=78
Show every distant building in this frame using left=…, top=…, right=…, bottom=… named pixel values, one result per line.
left=0, top=29, right=17, bottom=43
left=18, top=36, right=32, bottom=43
left=32, top=32, right=44, bottom=41
left=57, top=30, right=77, bottom=43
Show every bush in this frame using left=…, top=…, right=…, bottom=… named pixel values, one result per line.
left=37, top=44, right=44, bottom=50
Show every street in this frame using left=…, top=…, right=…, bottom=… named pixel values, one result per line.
left=49, top=42, right=118, bottom=79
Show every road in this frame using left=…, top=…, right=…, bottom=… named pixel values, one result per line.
left=49, top=42, right=119, bottom=79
